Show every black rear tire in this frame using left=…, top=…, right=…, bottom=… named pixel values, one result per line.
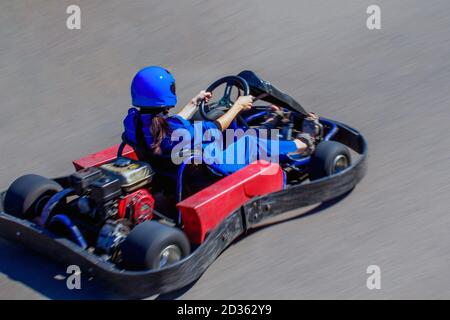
left=120, top=220, right=190, bottom=270
left=310, top=141, right=351, bottom=180
left=4, top=174, right=62, bottom=219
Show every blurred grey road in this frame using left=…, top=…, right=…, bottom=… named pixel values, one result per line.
left=0, top=0, right=449, bottom=299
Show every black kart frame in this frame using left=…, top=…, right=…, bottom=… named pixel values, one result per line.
left=0, top=120, right=367, bottom=298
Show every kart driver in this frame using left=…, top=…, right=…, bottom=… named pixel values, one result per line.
left=123, top=66, right=317, bottom=174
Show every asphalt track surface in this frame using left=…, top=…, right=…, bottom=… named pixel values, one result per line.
left=0, top=0, right=449, bottom=299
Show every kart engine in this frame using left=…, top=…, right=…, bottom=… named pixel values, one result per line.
left=69, top=158, right=156, bottom=257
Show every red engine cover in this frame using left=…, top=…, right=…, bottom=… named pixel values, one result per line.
left=118, top=189, right=155, bottom=224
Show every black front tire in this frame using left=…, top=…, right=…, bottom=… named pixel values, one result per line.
left=120, top=221, right=190, bottom=270
left=4, top=174, right=63, bottom=218
left=310, top=141, right=351, bottom=180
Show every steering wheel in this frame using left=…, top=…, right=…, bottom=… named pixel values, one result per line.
left=199, top=76, right=250, bottom=125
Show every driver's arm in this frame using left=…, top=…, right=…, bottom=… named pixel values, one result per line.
left=214, top=95, right=254, bottom=131
left=177, top=90, right=212, bottom=120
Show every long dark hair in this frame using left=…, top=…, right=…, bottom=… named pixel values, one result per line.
left=140, top=108, right=172, bottom=155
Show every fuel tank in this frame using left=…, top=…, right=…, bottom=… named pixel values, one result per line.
left=100, top=157, right=155, bottom=192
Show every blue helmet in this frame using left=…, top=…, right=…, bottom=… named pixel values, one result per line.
left=131, top=66, right=177, bottom=108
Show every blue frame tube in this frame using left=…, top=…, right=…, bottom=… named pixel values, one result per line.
left=289, top=156, right=312, bottom=167
left=41, top=188, right=75, bottom=226
left=320, top=118, right=338, bottom=141
left=49, top=214, right=88, bottom=249
left=244, top=111, right=267, bottom=123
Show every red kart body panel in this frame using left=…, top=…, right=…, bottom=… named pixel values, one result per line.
left=72, top=144, right=138, bottom=170
left=177, top=161, right=284, bottom=244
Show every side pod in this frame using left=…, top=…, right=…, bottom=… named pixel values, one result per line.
left=177, top=161, right=284, bottom=244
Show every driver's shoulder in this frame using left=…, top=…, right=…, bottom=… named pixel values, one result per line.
left=167, top=114, right=191, bottom=127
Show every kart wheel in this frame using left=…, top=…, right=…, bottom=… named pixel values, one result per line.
left=310, top=141, right=351, bottom=180
left=120, top=220, right=190, bottom=270
left=4, top=174, right=63, bottom=219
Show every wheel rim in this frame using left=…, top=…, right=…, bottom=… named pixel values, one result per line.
left=333, top=154, right=349, bottom=173
left=159, top=245, right=182, bottom=268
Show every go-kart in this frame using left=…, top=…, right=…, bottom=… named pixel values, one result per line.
left=0, top=70, right=367, bottom=298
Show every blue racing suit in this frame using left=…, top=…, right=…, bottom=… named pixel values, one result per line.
left=123, top=108, right=298, bottom=175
